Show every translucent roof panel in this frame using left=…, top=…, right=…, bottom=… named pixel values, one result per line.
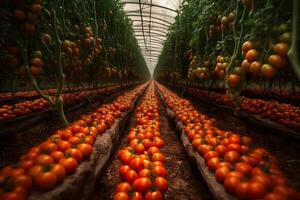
left=121, top=0, right=182, bottom=75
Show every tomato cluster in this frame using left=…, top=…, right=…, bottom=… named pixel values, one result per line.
left=241, top=39, right=289, bottom=80
left=185, top=88, right=300, bottom=130
left=12, top=0, right=42, bottom=36
left=208, top=11, right=235, bottom=38
left=0, top=86, right=121, bottom=121
left=157, top=83, right=300, bottom=200
left=215, top=55, right=231, bottom=80
left=114, top=85, right=168, bottom=200
left=0, top=85, right=145, bottom=200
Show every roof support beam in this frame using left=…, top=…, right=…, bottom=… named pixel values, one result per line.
left=131, top=20, right=170, bottom=28
left=135, top=32, right=166, bottom=38
left=136, top=38, right=165, bottom=44
left=122, top=1, right=177, bottom=12
left=126, top=14, right=172, bottom=25
left=138, top=0, right=147, bottom=50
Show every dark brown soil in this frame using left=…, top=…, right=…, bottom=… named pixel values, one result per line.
left=159, top=104, right=213, bottom=200
left=93, top=92, right=213, bottom=200
left=0, top=88, right=130, bottom=168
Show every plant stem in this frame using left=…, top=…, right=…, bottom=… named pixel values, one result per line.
left=22, top=45, right=55, bottom=105
left=288, top=0, right=300, bottom=80
left=50, top=2, right=69, bottom=126
left=56, top=96, right=69, bottom=126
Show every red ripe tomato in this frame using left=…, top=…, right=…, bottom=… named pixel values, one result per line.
left=131, top=192, right=143, bottom=200
left=50, top=164, right=66, bottom=183
left=151, top=165, right=167, bottom=177
left=224, top=151, right=240, bottom=164
left=39, top=141, right=58, bottom=154
left=214, top=145, right=227, bottom=156
left=133, top=143, right=145, bottom=154
left=247, top=180, right=267, bottom=199
left=57, top=140, right=71, bottom=151
left=228, top=74, right=241, bottom=88
left=119, top=165, right=131, bottom=181
left=65, top=148, right=83, bottom=163
left=125, top=170, right=138, bottom=184
left=245, top=49, right=259, bottom=62
left=130, top=157, right=144, bottom=172
left=115, top=182, right=132, bottom=193
left=34, top=171, right=57, bottom=191
left=207, top=157, right=220, bottom=172
left=71, top=125, right=81, bottom=133
left=83, top=136, right=94, bottom=145
left=241, top=136, right=253, bottom=146
left=273, top=43, right=289, bottom=57
left=139, top=168, right=151, bottom=177
left=13, top=175, right=32, bottom=190
left=228, top=134, right=241, bottom=144
left=130, top=139, right=139, bottom=148
left=77, top=143, right=93, bottom=159
left=132, top=177, right=152, bottom=194
left=151, top=153, right=165, bottom=163
left=215, top=161, right=232, bottom=170
left=34, top=154, right=54, bottom=166
left=224, top=175, right=243, bottom=194
left=215, top=166, right=230, bottom=183
left=235, top=181, right=249, bottom=199
left=119, top=151, right=134, bottom=165
left=27, top=165, right=43, bottom=179
left=144, top=190, right=163, bottom=200
left=263, top=192, right=286, bottom=200
left=1, top=166, right=13, bottom=177
left=0, top=192, right=25, bottom=200
left=59, top=157, right=78, bottom=174
left=226, top=144, right=243, bottom=155
left=114, top=192, right=129, bottom=200
left=191, top=138, right=203, bottom=150
left=19, top=160, right=34, bottom=171
left=147, top=147, right=160, bottom=155
left=13, top=186, right=27, bottom=199
left=61, top=129, right=73, bottom=140
left=235, top=162, right=252, bottom=175
left=152, top=137, right=164, bottom=148
left=142, top=139, right=153, bottom=150
left=204, top=151, right=219, bottom=162
left=197, top=144, right=212, bottom=155
left=154, top=177, right=168, bottom=192
left=50, top=151, right=65, bottom=163
left=251, top=174, right=273, bottom=190
left=268, top=55, right=286, bottom=69
left=68, top=136, right=81, bottom=145
left=242, top=41, right=254, bottom=54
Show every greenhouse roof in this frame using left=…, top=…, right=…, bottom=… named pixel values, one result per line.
left=121, top=0, right=182, bottom=75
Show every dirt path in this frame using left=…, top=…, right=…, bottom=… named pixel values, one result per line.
left=159, top=103, right=213, bottom=200
left=93, top=91, right=213, bottom=200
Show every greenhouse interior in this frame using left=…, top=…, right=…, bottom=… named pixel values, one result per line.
left=0, top=0, right=300, bottom=199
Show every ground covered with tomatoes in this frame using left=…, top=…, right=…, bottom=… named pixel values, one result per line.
left=180, top=90, right=300, bottom=190
left=93, top=91, right=213, bottom=200
left=0, top=88, right=130, bottom=168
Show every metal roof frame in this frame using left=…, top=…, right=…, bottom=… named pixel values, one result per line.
left=122, top=1, right=178, bottom=12
left=122, top=0, right=180, bottom=74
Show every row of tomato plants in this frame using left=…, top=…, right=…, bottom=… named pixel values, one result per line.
left=185, top=87, right=300, bottom=130
left=114, top=84, right=168, bottom=200
left=0, top=85, right=122, bottom=121
left=0, top=84, right=145, bottom=200
left=0, top=84, right=124, bottom=101
left=157, top=83, right=300, bottom=200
